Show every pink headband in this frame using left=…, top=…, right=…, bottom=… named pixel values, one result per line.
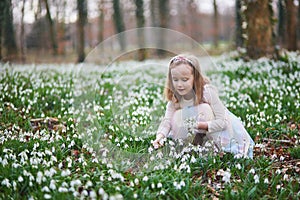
left=169, top=55, right=194, bottom=67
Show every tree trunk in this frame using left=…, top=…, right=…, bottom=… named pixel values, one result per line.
left=244, top=0, right=274, bottom=59
left=98, top=0, right=104, bottom=46
left=20, top=0, right=26, bottom=63
left=298, top=0, right=300, bottom=49
left=277, top=0, right=287, bottom=47
left=0, top=1, right=5, bottom=61
left=285, top=0, right=297, bottom=51
left=235, top=0, right=244, bottom=48
left=32, top=0, right=42, bottom=21
left=3, top=0, right=18, bottom=61
left=213, top=0, right=219, bottom=48
left=150, top=0, right=159, bottom=27
left=112, top=0, right=126, bottom=51
left=77, top=0, right=87, bottom=63
left=135, top=0, right=146, bottom=61
left=157, top=0, right=169, bottom=57
left=55, top=0, right=66, bottom=55
left=43, top=0, right=58, bottom=55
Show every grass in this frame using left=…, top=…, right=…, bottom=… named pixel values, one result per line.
left=0, top=51, right=299, bottom=199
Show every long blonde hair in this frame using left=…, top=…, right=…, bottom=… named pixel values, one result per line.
left=164, top=54, right=209, bottom=107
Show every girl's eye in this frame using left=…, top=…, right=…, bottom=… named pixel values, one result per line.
left=173, top=79, right=178, bottom=82
left=182, top=79, right=188, bottom=82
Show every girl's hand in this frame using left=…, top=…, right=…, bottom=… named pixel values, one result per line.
left=152, top=133, right=165, bottom=149
left=196, top=121, right=208, bottom=131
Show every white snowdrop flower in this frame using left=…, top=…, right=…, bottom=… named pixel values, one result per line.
left=173, top=181, right=182, bottom=190
left=45, top=149, right=52, bottom=155
left=61, top=169, right=71, bottom=177
left=130, top=181, right=134, bottom=187
left=276, top=169, right=281, bottom=174
left=271, top=154, right=277, bottom=159
left=70, top=179, right=81, bottom=188
left=12, top=163, right=21, bottom=168
left=180, top=180, right=185, bottom=187
left=44, top=194, right=52, bottom=199
left=190, top=156, right=196, bottom=163
left=157, top=182, right=162, bottom=188
left=151, top=183, right=155, bottom=189
left=58, top=187, right=68, bottom=193
left=249, top=168, right=255, bottom=174
left=156, top=152, right=163, bottom=159
left=100, top=175, right=104, bottom=181
left=254, top=174, right=259, bottom=184
left=142, top=176, right=148, bottom=182
left=90, top=190, right=97, bottom=199
left=42, top=186, right=50, bottom=192
left=18, top=176, right=24, bottom=182
left=1, top=158, right=8, bottom=167
left=82, top=189, right=89, bottom=196
left=109, top=193, right=123, bottom=200
left=50, top=180, right=56, bottom=190
left=133, top=193, right=138, bottom=199
left=51, top=155, right=57, bottom=163
left=279, top=156, right=285, bottom=161
left=12, top=181, right=17, bottom=190
left=222, top=170, right=231, bottom=183
left=36, top=171, right=43, bottom=184
left=276, top=184, right=281, bottom=190
left=160, top=190, right=165, bottom=195
left=1, top=178, right=11, bottom=188
left=107, top=163, right=113, bottom=168
left=134, top=178, right=139, bottom=185
left=58, top=162, right=63, bottom=169
left=148, top=147, right=153, bottom=154
left=283, top=174, right=289, bottom=181
left=264, top=178, right=269, bottom=184
left=85, top=180, right=93, bottom=187
left=92, top=157, right=99, bottom=163
left=235, top=163, right=242, bottom=170
left=28, top=196, right=34, bottom=200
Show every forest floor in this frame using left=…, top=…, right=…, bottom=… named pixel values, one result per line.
left=0, top=51, right=299, bottom=199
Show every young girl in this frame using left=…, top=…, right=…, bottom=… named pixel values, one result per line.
left=152, top=54, right=255, bottom=158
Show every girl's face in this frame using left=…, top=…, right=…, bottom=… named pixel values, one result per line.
left=170, top=63, right=194, bottom=99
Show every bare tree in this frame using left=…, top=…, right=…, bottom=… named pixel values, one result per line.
left=150, top=0, right=159, bottom=27
left=98, top=0, right=105, bottom=46
left=77, top=0, right=87, bottom=63
left=43, top=0, right=58, bottom=55
left=3, top=0, right=18, bottom=61
left=277, top=0, right=287, bottom=47
left=213, top=0, right=219, bottom=48
left=0, top=1, right=5, bottom=61
left=112, top=0, right=126, bottom=51
left=54, top=0, right=67, bottom=55
left=135, top=0, right=146, bottom=61
left=235, top=0, right=244, bottom=48
left=20, top=0, right=26, bottom=62
left=244, top=0, right=274, bottom=59
left=285, top=0, right=297, bottom=51
left=298, top=0, right=300, bottom=49
left=157, top=0, right=169, bottom=56
left=32, top=0, right=42, bottom=21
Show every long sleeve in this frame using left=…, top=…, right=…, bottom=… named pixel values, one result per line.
left=203, top=84, right=228, bottom=133
left=157, top=101, right=176, bottom=137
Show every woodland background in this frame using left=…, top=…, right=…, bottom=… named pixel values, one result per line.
left=0, top=0, right=299, bottom=63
